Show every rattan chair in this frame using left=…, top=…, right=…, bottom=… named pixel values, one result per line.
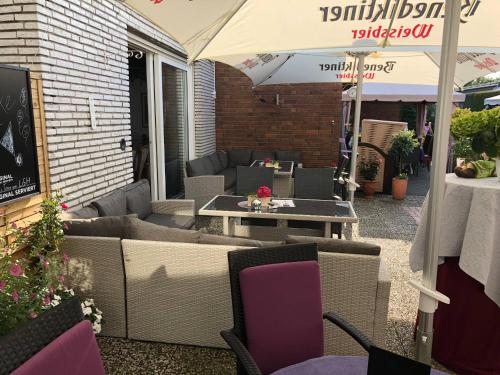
left=221, top=243, right=373, bottom=375
left=236, top=166, right=274, bottom=196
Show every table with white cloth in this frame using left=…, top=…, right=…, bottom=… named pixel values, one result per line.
left=410, top=174, right=500, bottom=375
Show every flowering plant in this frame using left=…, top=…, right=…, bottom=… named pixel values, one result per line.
left=359, top=158, right=381, bottom=181
left=81, top=298, right=103, bottom=334
left=0, top=194, right=102, bottom=336
left=256, top=186, right=272, bottom=198
left=264, top=158, right=272, bottom=164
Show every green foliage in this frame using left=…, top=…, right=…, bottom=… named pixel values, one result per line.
left=452, top=137, right=481, bottom=162
left=359, top=158, right=381, bottom=181
left=463, top=90, right=500, bottom=112
left=464, top=77, right=500, bottom=87
left=0, top=194, right=69, bottom=336
left=389, top=130, right=419, bottom=176
left=451, top=107, right=500, bottom=158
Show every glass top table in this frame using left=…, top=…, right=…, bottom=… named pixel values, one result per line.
left=249, top=160, right=294, bottom=176
left=199, top=195, right=357, bottom=237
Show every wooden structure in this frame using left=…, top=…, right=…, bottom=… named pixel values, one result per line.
left=0, top=74, right=50, bottom=239
left=357, top=119, right=407, bottom=193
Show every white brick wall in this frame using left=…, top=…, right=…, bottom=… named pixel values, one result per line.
left=0, top=0, right=216, bottom=207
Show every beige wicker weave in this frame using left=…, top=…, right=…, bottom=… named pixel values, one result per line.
left=184, top=175, right=225, bottom=213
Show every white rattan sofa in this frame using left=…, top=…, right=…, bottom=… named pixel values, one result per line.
left=62, top=231, right=391, bottom=356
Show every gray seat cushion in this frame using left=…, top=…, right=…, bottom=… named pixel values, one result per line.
left=144, top=213, right=195, bottom=229
left=276, top=150, right=302, bottom=164
left=207, top=152, right=223, bottom=174
left=227, top=149, right=252, bottom=167
left=217, top=167, right=237, bottom=190
left=252, top=150, right=275, bottom=161
left=126, top=217, right=200, bottom=243
left=199, top=233, right=282, bottom=247
left=123, top=179, right=152, bottom=220
left=62, top=205, right=99, bottom=220
left=63, top=215, right=134, bottom=238
left=286, top=235, right=381, bottom=256
left=217, top=151, right=229, bottom=169
left=186, top=156, right=215, bottom=177
left=92, top=189, right=127, bottom=217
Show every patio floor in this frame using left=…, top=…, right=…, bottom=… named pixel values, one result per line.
left=97, top=194, right=453, bottom=374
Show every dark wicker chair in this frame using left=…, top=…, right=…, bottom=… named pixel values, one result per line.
left=236, top=166, right=274, bottom=196
left=221, top=243, right=373, bottom=375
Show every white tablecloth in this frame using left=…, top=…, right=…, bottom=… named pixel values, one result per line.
left=410, top=174, right=500, bottom=307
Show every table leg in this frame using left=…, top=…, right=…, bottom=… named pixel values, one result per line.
left=324, top=222, right=332, bottom=238
left=223, top=217, right=235, bottom=236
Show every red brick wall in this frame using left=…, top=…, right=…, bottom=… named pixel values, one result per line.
left=215, top=63, right=342, bottom=167
left=360, top=101, right=401, bottom=122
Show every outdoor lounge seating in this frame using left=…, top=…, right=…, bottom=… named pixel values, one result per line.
left=63, top=179, right=195, bottom=230
left=62, top=231, right=390, bottom=355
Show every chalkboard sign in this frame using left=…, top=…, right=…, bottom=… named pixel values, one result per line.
left=0, top=65, right=40, bottom=205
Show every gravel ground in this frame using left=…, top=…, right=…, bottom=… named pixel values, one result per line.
left=98, top=194, right=453, bottom=374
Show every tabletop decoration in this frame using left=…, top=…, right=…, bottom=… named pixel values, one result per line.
left=257, top=185, right=272, bottom=207
left=264, top=158, right=280, bottom=169
left=451, top=107, right=500, bottom=181
left=246, top=192, right=257, bottom=207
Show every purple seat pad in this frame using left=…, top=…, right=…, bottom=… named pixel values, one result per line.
left=12, top=320, right=105, bottom=375
left=240, top=260, right=324, bottom=375
left=271, top=356, right=449, bottom=375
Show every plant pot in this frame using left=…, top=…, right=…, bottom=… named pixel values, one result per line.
left=392, top=178, right=408, bottom=200
left=0, top=297, right=82, bottom=373
left=259, top=196, right=271, bottom=207
left=362, top=181, right=377, bottom=199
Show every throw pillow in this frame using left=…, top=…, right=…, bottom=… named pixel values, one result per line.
left=63, top=215, right=137, bottom=238
left=92, top=189, right=127, bottom=217
left=125, top=217, right=200, bottom=243
left=124, top=180, right=152, bottom=220
left=285, top=235, right=381, bottom=256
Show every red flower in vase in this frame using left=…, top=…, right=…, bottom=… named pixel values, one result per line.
left=264, top=158, right=272, bottom=164
left=256, top=186, right=272, bottom=198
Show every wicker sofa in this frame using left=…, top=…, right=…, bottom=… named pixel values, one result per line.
left=62, top=228, right=390, bottom=356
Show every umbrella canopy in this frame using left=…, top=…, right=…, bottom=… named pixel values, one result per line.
left=484, top=93, right=500, bottom=106
left=341, top=83, right=466, bottom=102
left=125, top=0, right=500, bottom=61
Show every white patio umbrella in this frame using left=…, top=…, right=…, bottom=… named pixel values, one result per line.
left=124, top=0, right=500, bottom=364
left=485, top=94, right=500, bottom=107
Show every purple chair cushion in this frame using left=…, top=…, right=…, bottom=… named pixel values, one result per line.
left=12, top=321, right=105, bottom=375
left=271, top=356, right=449, bottom=375
left=240, top=260, right=324, bottom=375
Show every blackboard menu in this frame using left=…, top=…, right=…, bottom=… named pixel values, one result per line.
left=0, top=65, right=40, bottom=205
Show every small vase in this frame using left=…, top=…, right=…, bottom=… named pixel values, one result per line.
left=259, top=196, right=271, bottom=207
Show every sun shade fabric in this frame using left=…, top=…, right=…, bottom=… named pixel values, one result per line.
left=123, top=0, right=500, bottom=62
left=240, top=261, right=324, bottom=374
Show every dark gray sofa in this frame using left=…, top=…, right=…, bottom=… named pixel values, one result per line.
left=63, top=179, right=195, bottom=230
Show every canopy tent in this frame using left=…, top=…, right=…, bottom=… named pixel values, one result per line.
left=123, top=0, right=500, bottom=364
left=484, top=94, right=500, bottom=106
left=341, top=83, right=466, bottom=102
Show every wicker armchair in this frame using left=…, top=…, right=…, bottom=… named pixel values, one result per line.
left=222, top=243, right=374, bottom=375
left=184, top=175, right=224, bottom=213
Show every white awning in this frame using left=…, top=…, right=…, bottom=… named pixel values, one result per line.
left=484, top=94, right=500, bottom=106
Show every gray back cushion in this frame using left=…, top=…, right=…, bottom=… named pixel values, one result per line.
left=126, top=217, right=200, bottom=243
left=93, top=189, right=127, bottom=217
left=228, top=149, right=252, bottom=167
left=236, top=166, right=274, bottom=196
left=294, top=167, right=334, bottom=200
left=63, top=215, right=135, bottom=238
left=217, top=151, right=228, bottom=169
left=207, top=153, right=223, bottom=174
left=61, top=205, right=99, bottom=220
left=276, top=150, right=302, bottom=164
left=186, top=157, right=215, bottom=177
left=286, top=235, right=381, bottom=256
left=123, top=179, right=152, bottom=220
left=199, top=233, right=282, bottom=247
left=252, top=150, right=275, bottom=161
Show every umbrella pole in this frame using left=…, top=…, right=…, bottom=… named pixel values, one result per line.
left=348, top=53, right=366, bottom=202
left=415, top=0, right=460, bottom=364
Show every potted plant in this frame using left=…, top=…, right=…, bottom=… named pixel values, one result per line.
left=389, top=130, right=419, bottom=200
left=256, top=185, right=272, bottom=207
left=246, top=192, right=257, bottom=207
left=451, top=107, right=500, bottom=180
left=359, top=158, right=381, bottom=199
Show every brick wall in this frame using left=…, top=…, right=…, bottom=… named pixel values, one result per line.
left=0, top=0, right=215, bottom=208
left=360, top=101, right=401, bottom=122
left=215, top=63, right=342, bottom=167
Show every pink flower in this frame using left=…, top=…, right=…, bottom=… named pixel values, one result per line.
left=59, top=275, right=65, bottom=283
left=257, top=185, right=272, bottom=198
left=42, top=260, right=49, bottom=269
left=63, top=253, right=70, bottom=264
left=12, top=289, right=19, bottom=303
left=9, top=263, right=23, bottom=277
left=30, top=293, right=37, bottom=300
left=264, top=158, right=272, bottom=164
left=29, top=311, right=38, bottom=319
left=0, top=280, right=6, bottom=290
left=11, top=222, right=17, bottom=229
left=63, top=223, right=69, bottom=230
left=48, top=287, right=55, bottom=295
left=60, top=203, right=69, bottom=210
left=43, top=295, right=51, bottom=305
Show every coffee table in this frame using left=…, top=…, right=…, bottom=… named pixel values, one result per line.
left=198, top=195, right=357, bottom=238
left=250, top=160, right=294, bottom=197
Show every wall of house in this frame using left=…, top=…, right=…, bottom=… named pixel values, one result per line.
left=359, top=101, right=401, bottom=123
left=0, top=0, right=216, bottom=208
left=215, top=63, right=342, bottom=167
left=194, top=60, right=216, bottom=157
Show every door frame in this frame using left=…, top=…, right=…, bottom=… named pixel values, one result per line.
left=128, top=32, right=195, bottom=200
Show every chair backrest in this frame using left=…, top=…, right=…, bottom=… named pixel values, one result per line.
left=227, top=243, right=320, bottom=375
left=236, top=166, right=274, bottom=196
left=294, top=167, right=334, bottom=200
